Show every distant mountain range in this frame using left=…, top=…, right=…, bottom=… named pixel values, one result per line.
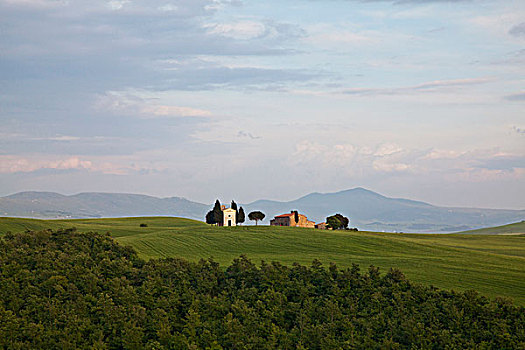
left=0, top=192, right=208, bottom=221
left=242, top=188, right=525, bottom=233
left=1, top=188, right=524, bottom=233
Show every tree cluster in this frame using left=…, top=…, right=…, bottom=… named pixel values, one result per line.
left=1, top=229, right=524, bottom=349
left=326, top=214, right=349, bottom=230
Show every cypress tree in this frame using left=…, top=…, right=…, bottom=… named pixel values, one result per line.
left=206, top=210, right=215, bottom=225
left=212, top=200, right=223, bottom=226
left=205, top=210, right=215, bottom=224
left=237, top=207, right=245, bottom=225
left=231, top=200, right=238, bottom=223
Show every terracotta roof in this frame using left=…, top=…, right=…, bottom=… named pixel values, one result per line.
left=275, top=213, right=294, bottom=218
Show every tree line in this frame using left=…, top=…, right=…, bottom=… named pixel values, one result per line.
left=0, top=229, right=523, bottom=349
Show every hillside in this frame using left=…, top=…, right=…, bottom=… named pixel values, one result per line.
left=2, top=188, right=523, bottom=233
left=459, top=221, right=525, bottom=235
left=2, top=228, right=523, bottom=349
left=1, top=216, right=524, bottom=305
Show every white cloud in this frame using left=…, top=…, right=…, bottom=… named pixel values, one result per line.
left=204, top=18, right=304, bottom=43
left=289, top=78, right=496, bottom=103
left=0, top=155, right=167, bottom=175
left=206, top=20, right=267, bottom=40
left=158, top=4, right=178, bottom=12
left=107, top=0, right=130, bottom=11
left=140, top=105, right=212, bottom=117
left=96, top=91, right=212, bottom=118
left=0, top=156, right=92, bottom=174
left=469, top=12, right=525, bottom=39
left=46, top=136, right=82, bottom=141
left=411, top=78, right=494, bottom=90
left=304, top=24, right=381, bottom=47
left=303, top=22, right=419, bottom=51
left=454, top=167, right=525, bottom=183
left=308, top=31, right=378, bottom=46
left=2, top=0, right=68, bottom=8
left=342, top=78, right=493, bottom=96
left=374, top=143, right=403, bottom=157
left=389, top=5, right=435, bottom=20
left=288, top=141, right=525, bottom=183
left=423, top=149, right=461, bottom=160
left=190, top=117, right=263, bottom=144
left=372, top=160, right=409, bottom=173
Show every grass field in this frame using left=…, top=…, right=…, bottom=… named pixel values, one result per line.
left=460, top=220, right=525, bottom=235
left=1, top=216, right=524, bottom=305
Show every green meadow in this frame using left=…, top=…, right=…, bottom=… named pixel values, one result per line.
left=1, top=216, right=524, bottom=305
left=460, top=220, right=525, bottom=235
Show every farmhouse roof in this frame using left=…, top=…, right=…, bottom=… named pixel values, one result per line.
left=275, top=213, right=294, bottom=218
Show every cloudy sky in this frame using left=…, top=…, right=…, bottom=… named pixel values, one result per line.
left=1, top=0, right=524, bottom=208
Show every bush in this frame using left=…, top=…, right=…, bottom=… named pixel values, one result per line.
left=140, top=223, right=148, bottom=227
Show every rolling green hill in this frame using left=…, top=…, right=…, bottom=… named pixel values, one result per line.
left=1, top=216, right=524, bottom=305
left=459, top=220, right=525, bottom=235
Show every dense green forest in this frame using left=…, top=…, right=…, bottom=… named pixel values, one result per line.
left=3, top=216, right=524, bottom=305
left=1, top=229, right=524, bottom=349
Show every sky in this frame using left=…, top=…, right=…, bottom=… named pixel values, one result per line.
left=0, top=0, right=524, bottom=209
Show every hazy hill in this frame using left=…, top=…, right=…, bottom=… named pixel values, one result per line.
left=1, top=188, right=524, bottom=232
left=243, top=188, right=525, bottom=232
left=0, top=191, right=208, bottom=220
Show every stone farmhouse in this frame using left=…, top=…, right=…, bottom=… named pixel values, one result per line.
left=270, top=211, right=315, bottom=228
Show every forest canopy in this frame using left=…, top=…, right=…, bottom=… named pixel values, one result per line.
left=0, top=229, right=523, bottom=349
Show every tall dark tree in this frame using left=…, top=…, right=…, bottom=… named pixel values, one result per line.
left=248, top=211, right=265, bottom=225
left=231, top=200, right=239, bottom=224
left=237, top=207, right=245, bottom=225
left=212, top=200, right=223, bottom=226
left=205, top=210, right=215, bottom=225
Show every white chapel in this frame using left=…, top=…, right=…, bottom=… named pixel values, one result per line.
left=222, top=207, right=237, bottom=227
